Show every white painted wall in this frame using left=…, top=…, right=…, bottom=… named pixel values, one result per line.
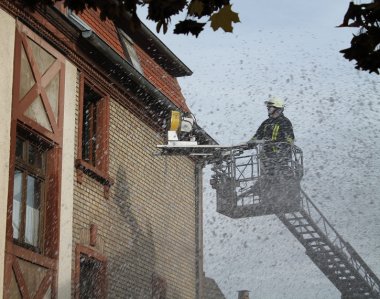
left=0, top=9, right=15, bottom=297
left=57, top=62, right=77, bottom=299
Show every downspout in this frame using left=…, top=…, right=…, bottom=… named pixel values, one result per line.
left=195, top=161, right=205, bottom=299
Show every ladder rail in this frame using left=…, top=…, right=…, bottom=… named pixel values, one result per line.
left=279, top=210, right=380, bottom=297
left=297, top=190, right=380, bottom=295
left=278, top=213, right=358, bottom=294
left=300, top=190, right=348, bottom=251
left=345, top=241, right=380, bottom=291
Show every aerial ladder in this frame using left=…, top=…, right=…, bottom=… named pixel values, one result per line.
left=157, top=111, right=380, bottom=299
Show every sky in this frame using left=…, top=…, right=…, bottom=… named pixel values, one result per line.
left=142, top=1, right=380, bottom=298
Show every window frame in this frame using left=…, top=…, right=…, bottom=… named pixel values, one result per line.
left=76, top=74, right=112, bottom=193
left=118, top=29, right=144, bottom=74
left=7, top=124, right=59, bottom=258
left=12, top=133, right=49, bottom=252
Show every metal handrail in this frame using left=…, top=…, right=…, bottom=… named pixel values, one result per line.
left=210, top=142, right=304, bottom=206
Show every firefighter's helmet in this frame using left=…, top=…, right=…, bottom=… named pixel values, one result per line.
left=265, top=97, right=284, bottom=108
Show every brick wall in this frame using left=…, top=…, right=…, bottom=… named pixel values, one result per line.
left=72, top=73, right=198, bottom=298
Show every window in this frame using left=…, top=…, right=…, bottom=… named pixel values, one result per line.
left=152, top=273, right=167, bottom=299
left=12, top=131, right=50, bottom=252
left=80, top=254, right=106, bottom=299
left=77, top=76, right=111, bottom=189
left=67, top=9, right=91, bottom=31
left=75, top=245, right=107, bottom=299
left=82, top=84, right=102, bottom=166
left=79, top=82, right=109, bottom=171
left=119, top=30, right=144, bottom=74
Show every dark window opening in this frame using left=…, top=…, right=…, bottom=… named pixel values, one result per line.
left=152, top=273, right=167, bottom=299
left=77, top=76, right=111, bottom=190
left=82, top=84, right=102, bottom=167
left=79, top=253, right=106, bottom=299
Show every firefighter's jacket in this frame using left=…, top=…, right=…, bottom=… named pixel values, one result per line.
left=252, top=114, right=294, bottom=158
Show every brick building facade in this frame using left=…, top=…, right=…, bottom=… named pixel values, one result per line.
left=0, top=1, right=212, bottom=298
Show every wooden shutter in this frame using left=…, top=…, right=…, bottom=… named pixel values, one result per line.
left=95, top=96, right=110, bottom=173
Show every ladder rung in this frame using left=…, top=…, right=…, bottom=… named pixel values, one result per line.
left=304, top=238, right=321, bottom=243
left=310, top=245, right=331, bottom=251
left=326, top=264, right=344, bottom=270
left=328, top=257, right=343, bottom=262
left=310, top=250, right=333, bottom=255
left=286, top=216, right=305, bottom=221
left=294, top=224, right=312, bottom=228
left=310, top=245, right=331, bottom=250
left=298, top=231, right=317, bottom=235
left=327, top=265, right=347, bottom=271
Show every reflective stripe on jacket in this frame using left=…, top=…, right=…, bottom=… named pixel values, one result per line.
left=251, top=114, right=294, bottom=154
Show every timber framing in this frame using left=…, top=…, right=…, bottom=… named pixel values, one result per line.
left=4, top=19, right=64, bottom=299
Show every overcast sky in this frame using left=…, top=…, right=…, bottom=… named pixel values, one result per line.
left=143, top=1, right=380, bottom=298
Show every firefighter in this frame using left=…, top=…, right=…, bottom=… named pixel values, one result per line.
left=248, top=97, right=295, bottom=177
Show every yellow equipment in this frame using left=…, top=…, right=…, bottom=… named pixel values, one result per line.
left=167, top=110, right=197, bottom=146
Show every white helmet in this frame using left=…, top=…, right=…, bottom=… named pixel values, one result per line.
left=265, top=97, right=284, bottom=108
